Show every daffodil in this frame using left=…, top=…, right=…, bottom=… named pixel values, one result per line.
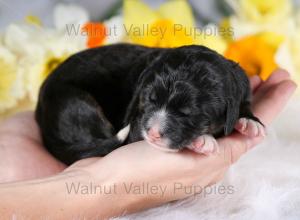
left=224, top=0, right=295, bottom=39
left=80, top=15, right=126, bottom=48
left=53, top=3, right=89, bottom=30
left=194, top=24, right=228, bottom=54
left=275, top=41, right=296, bottom=77
left=0, top=44, right=21, bottom=112
left=225, top=35, right=278, bottom=80
left=124, top=0, right=194, bottom=47
left=123, top=0, right=226, bottom=53
left=81, top=22, right=107, bottom=48
left=104, top=15, right=126, bottom=45
left=0, top=3, right=125, bottom=114
left=288, top=28, right=300, bottom=87
left=24, top=52, right=68, bottom=102
left=3, top=21, right=86, bottom=102
left=53, top=3, right=125, bottom=48
left=275, top=13, right=300, bottom=91
left=229, top=0, right=292, bottom=23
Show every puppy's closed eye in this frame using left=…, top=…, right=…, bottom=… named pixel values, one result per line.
left=149, top=91, right=157, bottom=103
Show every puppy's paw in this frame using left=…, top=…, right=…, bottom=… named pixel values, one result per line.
left=187, top=135, right=219, bottom=155
left=235, top=118, right=266, bottom=137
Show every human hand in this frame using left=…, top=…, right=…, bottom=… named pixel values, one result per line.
left=0, top=69, right=295, bottom=183
left=62, top=69, right=297, bottom=215
left=0, top=69, right=296, bottom=218
left=0, top=112, right=66, bottom=182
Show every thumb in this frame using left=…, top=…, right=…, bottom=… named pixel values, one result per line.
left=217, top=79, right=296, bottom=166
left=253, top=80, right=297, bottom=125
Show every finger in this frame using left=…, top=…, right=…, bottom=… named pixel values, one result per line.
left=253, top=80, right=297, bottom=125
left=265, top=69, right=290, bottom=85
left=249, top=75, right=262, bottom=92
left=217, top=132, right=263, bottom=167
left=256, top=69, right=290, bottom=94
left=217, top=79, right=297, bottom=167
left=206, top=70, right=296, bottom=168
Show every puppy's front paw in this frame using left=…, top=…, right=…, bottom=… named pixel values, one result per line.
left=187, top=135, right=219, bottom=155
left=235, top=118, right=266, bottom=137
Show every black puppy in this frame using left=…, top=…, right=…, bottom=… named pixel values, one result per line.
left=36, top=43, right=264, bottom=165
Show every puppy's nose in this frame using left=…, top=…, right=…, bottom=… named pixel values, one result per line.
left=148, top=128, right=161, bottom=141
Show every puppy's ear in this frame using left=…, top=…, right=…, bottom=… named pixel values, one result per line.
left=224, top=98, right=239, bottom=135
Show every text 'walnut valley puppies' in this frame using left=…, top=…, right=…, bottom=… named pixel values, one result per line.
left=35, top=44, right=265, bottom=165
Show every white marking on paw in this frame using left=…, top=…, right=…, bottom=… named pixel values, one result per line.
left=116, top=124, right=130, bottom=142
left=235, top=118, right=266, bottom=137
left=187, top=135, right=219, bottom=155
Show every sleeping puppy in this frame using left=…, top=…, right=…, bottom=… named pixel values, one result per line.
left=36, top=43, right=265, bottom=165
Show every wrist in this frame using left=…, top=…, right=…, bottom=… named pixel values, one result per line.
left=62, top=166, right=142, bottom=218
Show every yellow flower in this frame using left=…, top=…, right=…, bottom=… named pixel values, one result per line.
left=27, top=37, right=82, bottom=102
left=238, top=0, right=291, bottom=23
left=256, top=32, right=285, bottom=50
left=124, top=0, right=194, bottom=47
left=22, top=51, right=68, bottom=102
left=194, top=24, right=228, bottom=54
left=225, top=35, right=278, bottom=80
left=0, top=3, right=92, bottom=114
left=0, top=45, right=19, bottom=112
left=25, top=15, right=42, bottom=27
left=123, top=0, right=227, bottom=53
left=225, top=0, right=294, bottom=39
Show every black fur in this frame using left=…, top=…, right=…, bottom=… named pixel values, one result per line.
left=35, top=43, right=261, bottom=165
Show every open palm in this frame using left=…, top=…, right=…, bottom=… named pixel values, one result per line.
left=0, top=69, right=296, bottom=183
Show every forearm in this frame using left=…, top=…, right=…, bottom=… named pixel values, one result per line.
left=0, top=170, right=134, bottom=219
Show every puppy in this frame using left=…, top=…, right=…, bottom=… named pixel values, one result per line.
left=36, top=43, right=264, bottom=165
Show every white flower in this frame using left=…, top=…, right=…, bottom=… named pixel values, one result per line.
left=53, top=3, right=89, bottom=30
left=274, top=28, right=300, bottom=95
left=0, top=3, right=91, bottom=112
left=275, top=42, right=296, bottom=75
left=289, top=28, right=300, bottom=88
left=3, top=23, right=86, bottom=102
left=229, top=16, right=296, bottom=40
left=4, top=24, right=45, bottom=56
left=226, top=0, right=296, bottom=39
left=104, top=15, right=126, bottom=45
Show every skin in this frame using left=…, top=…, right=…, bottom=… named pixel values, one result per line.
left=0, top=69, right=297, bottom=219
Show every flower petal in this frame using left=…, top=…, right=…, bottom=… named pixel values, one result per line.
left=158, top=0, right=195, bottom=28
left=54, top=3, right=90, bottom=30
left=124, top=0, right=159, bottom=26
left=124, top=0, right=159, bottom=44
left=0, top=45, right=19, bottom=112
left=194, top=24, right=227, bottom=54
left=104, top=15, right=125, bottom=45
